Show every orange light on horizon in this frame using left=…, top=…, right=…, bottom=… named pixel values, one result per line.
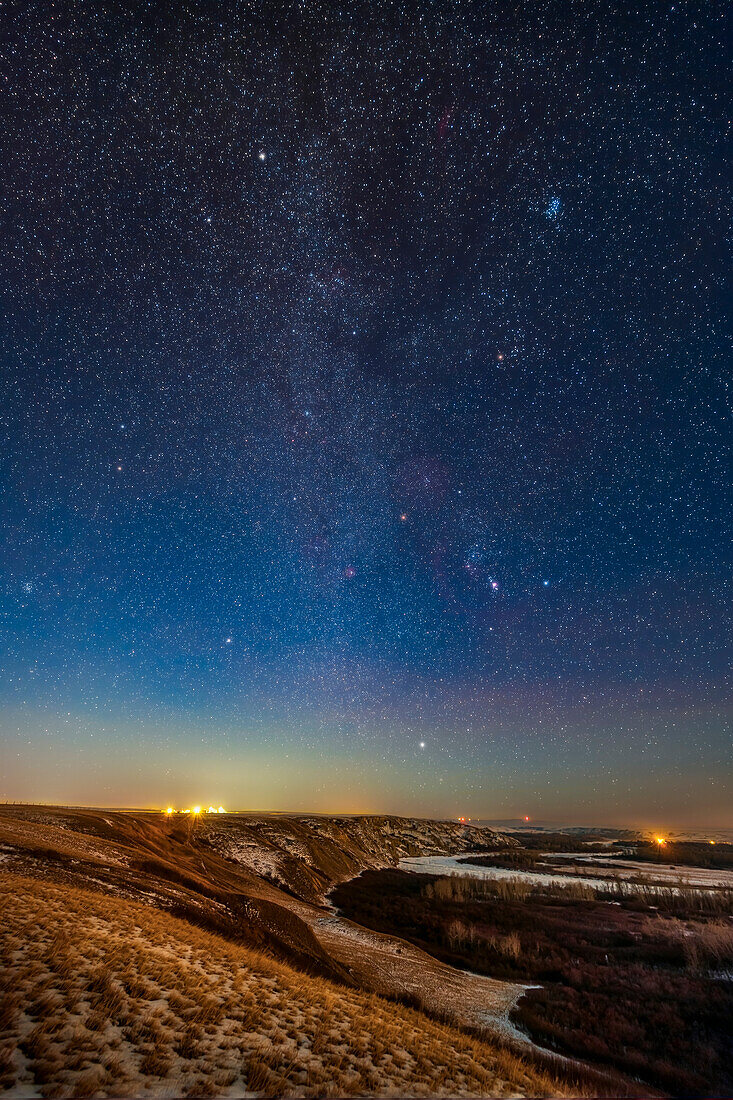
left=176, top=804, right=226, bottom=815
left=524, top=815, right=530, bottom=822
left=656, top=837, right=665, bottom=845
left=165, top=807, right=174, bottom=815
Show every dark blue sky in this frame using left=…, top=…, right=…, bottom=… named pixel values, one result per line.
left=1, top=1, right=730, bottom=824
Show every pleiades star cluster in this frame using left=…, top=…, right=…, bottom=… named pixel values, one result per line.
left=0, top=1, right=729, bottom=822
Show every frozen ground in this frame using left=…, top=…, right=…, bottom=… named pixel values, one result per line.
left=311, top=912, right=532, bottom=1045
left=544, top=852, right=733, bottom=888
left=399, top=853, right=733, bottom=891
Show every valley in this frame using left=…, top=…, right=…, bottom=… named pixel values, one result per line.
left=0, top=804, right=613, bottom=1099
left=332, top=865, right=733, bottom=1097
left=2, top=804, right=728, bottom=1098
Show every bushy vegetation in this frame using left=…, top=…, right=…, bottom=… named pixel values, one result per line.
left=463, top=834, right=733, bottom=871
left=425, top=866, right=733, bottom=917
left=332, top=869, right=733, bottom=1098
left=487, top=831, right=733, bottom=869
left=495, top=831, right=624, bottom=852
left=458, top=849, right=541, bottom=870
left=608, top=839, right=733, bottom=871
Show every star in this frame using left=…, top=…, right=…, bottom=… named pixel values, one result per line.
left=0, top=0, right=725, bottom=854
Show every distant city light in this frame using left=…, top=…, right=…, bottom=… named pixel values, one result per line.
left=169, top=805, right=226, bottom=815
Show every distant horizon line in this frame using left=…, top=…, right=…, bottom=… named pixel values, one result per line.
left=1, top=801, right=730, bottom=834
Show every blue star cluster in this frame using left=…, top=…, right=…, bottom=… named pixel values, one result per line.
left=0, top=1, right=729, bottom=823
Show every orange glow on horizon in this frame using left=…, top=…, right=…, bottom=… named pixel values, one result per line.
left=168, top=805, right=226, bottom=815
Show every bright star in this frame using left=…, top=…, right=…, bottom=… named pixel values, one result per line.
left=419, top=741, right=426, bottom=749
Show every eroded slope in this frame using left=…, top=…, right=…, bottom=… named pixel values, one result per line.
left=0, top=872, right=571, bottom=1099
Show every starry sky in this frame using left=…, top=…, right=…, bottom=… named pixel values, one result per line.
left=1, top=1, right=730, bottom=826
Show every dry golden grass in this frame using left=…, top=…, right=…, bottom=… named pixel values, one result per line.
left=0, top=870, right=582, bottom=1098
left=646, top=915, right=733, bottom=971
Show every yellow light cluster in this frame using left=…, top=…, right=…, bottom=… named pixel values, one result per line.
left=164, top=806, right=226, bottom=815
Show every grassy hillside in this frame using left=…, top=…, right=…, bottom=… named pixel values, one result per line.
left=0, top=806, right=650, bottom=1098
left=0, top=872, right=572, bottom=1099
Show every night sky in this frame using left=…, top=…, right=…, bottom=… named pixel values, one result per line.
left=1, top=2, right=730, bottom=826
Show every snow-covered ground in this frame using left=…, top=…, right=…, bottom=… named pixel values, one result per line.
left=399, top=854, right=616, bottom=890
left=310, top=912, right=533, bottom=1044
left=398, top=853, right=733, bottom=891
left=544, top=852, right=733, bottom=888
left=1, top=870, right=557, bottom=1099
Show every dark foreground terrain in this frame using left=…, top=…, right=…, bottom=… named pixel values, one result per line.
left=332, top=868, right=733, bottom=1098
left=1, top=804, right=644, bottom=1098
